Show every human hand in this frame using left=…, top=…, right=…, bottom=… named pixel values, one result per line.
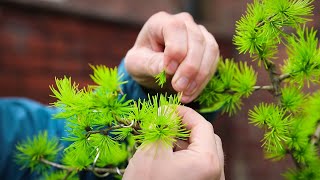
left=124, top=12, right=219, bottom=103
left=122, top=106, right=225, bottom=180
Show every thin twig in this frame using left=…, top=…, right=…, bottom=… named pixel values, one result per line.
left=41, top=158, right=73, bottom=171
left=253, top=85, right=274, bottom=91
left=86, top=125, right=123, bottom=137
left=87, top=166, right=125, bottom=174
left=40, top=158, right=125, bottom=174
left=278, top=73, right=291, bottom=82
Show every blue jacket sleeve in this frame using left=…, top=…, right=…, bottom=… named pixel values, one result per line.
left=118, top=59, right=148, bottom=101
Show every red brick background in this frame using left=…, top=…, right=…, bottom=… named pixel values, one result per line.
left=0, top=1, right=319, bottom=180
left=0, top=4, right=140, bottom=103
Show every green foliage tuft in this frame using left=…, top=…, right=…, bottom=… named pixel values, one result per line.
left=280, top=86, right=305, bottom=112
left=15, top=131, right=61, bottom=173
left=155, top=70, right=167, bottom=88
left=89, top=65, right=127, bottom=93
left=303, top=91, right=320, bottom=123
left=249, top=103, right=291, bottom=152
left=135, top=94, right=189, bottom=147
left=198, top=58, right=256, bottom=115
left=282, top=26, right=320, bottom=86
left=62, top=140, right=93, bottom=170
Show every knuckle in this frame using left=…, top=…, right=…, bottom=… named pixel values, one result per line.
left=207, top=39, right=219, bottom=53
left=190, top=29, right=205, bottom=45
left=198, top=24, right=206, bottom=31
left=204, top=120, right=214, bottom=130
left=176, top=12, right=194, bottom=21
left=168, top=16, right=185, bottom=28
left=182, top=62, right=199, bottom=76
left=165, top=42, right=187, bottom=60
left=208, top=40, right=219, bottom=53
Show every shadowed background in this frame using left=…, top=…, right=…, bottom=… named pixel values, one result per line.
left=0, top=0, right=319, bottom=179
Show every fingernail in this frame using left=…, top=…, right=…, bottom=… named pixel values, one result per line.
left=166, top=61, right=178, bottom=75
left=175, top=76, right=189, bottom=91
left=185, top=81, right=197, bottom=95
left=181, top=95, right=191, bottom=103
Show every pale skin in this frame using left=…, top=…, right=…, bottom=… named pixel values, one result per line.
left=124, top=12, right=224, bottom=180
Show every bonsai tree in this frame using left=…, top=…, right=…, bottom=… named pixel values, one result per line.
left=15, top=0, right=320, bottom=179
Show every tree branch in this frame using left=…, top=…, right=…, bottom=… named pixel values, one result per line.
left=40, top=158, right=125, bottom=174
left=253, top=85, right=274, bottom=91
left=86, top=125, right=123, bottom=137
left=263, top=59, right=281, bottom=96
left=279, top=73, right=291, bottom=82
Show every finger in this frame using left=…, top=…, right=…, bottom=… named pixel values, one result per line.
left=181, top=25, right=220, bottom=103
left=140, top=12, right=188, bottom=75
left=171, top=17, right=206, bottom=101
left=214, top=134, right=225, bottom=180
left=125, top=48, right=164, bottom=79
left=123, top=141, right=172, bottom=179
left=176, top=106, right=217, bottom=153
left=162, top=15, right=188, bottom=75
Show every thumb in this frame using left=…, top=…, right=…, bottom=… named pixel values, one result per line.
left=133, top=141, right=173, bottom=161
left=123, top=141, right=172, bottom=179
left=125, top=48, right=164, bottom=78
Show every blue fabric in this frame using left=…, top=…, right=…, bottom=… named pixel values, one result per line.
left=118, top=60, right=148, bottom=101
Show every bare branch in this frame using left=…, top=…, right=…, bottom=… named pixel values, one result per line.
left=278, top=73, right=291, bottom=82
left=40, top=158, right=125, bottom=175
left=253, top=85, right=274, bottom=91
left=40, top=158, right=73, bottom=171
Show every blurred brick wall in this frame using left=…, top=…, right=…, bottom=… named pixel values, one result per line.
left=0, top=4, right=140, bottom=104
